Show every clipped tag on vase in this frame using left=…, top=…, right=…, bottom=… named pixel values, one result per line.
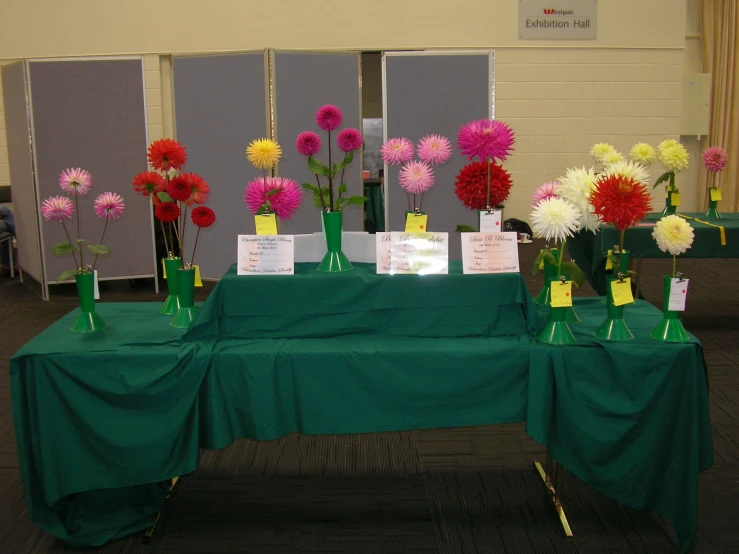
left=605, top=249, right=613, bottom=270
left=611, top=279, right=634, bottom=306
left=710, top=188, right=722, bottom=201
left=255, top=214, right=278, bottom=235
left=193, top=265, right=203, bottom=287
left=479, top=210, right=502, bottom=232
left=405, top=213, right=428, bottom=233
left=669, top=278, right=689, bottom=311
left=550, top=280, right=573, bottom=308
left=93, top=270, right=100, bottom=300
left=670, top=192, right=681, bottom=207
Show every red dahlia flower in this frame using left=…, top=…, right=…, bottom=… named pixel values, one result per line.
left=591, top=174, right=652, bottom=231
left=132, top=171, right=166, bottom=200
left=167, top=176, right=191, bottom=202
left=181, top=172, right=210, bottom=206
left=154, top=202, right=180, bottom=223
left=147, top=139, right=187, bottom=172
left=454, top=161, right=513, bottom=210
left=191, top=206, right=216, bottom=228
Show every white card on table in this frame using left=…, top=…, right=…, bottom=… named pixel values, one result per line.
left=93, top=270, right=100, bottom=300
left=375, top=232, right=448, bottom=275
left=478, top=210, right=502, bottom=232
left=237, top=235, right=294, bottom=275
left=461, top=232, right=520, bottom=274
left=669, top=278, right=689, bottom=311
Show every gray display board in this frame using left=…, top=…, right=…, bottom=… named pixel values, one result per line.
left=28, top=58, right=155, bottom=291
left=273, top=52, right=362, bottom=234
left=383, top=52, right=494, bottom=259
left=173, top=53, right=268, bottom=279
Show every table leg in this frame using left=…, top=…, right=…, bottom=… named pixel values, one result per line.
left=142, top=476, right=180, bottom=543
left=534, top=455, right=573, bottom=537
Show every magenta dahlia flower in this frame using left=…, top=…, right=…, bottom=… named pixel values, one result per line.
left=41, top=196, right=74, bottom=222
left=702, top=146, right=728, bottom=172
left=94, top=192, right=126, bottom=220
left=457, top=119, right=515, bottom=163
left=399, top=161, right=434, bottom=194
left=296, top=131, right=322, bottom=156
left=380, top=137, right=414, bottom=166
left=337, top=128, right=363, bottom=153
left=245, top=176, right=302, bottom=220
left=315, top=105, right=343, bottom=131
left=532, top=181, right=559, bottom=206
left=59, top=168, right=92, bottom=196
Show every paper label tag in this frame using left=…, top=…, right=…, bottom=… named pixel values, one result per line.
left=461, top=232, right=520, bottom=274
left=605, top=249, right=613, bottom=270
left=193, top=265, right=203, bottom=287
left=670, top=192, right=681, bottom=207
left=669, top=278, right=689, bottom=311
left=710, top=188, right=722, bottom=201
left=550, top=280, right=573, bottom=308
left=375, top=232, right=448, bottom=274
left=93, top=270, right=100, bottom=300
left=237, top=235, right=295, bottom=275
left=405, top=213, right=428, bottom=233
left=479, top=210, right=502, bottom=232
left=611, top=279, right=634, bottom=306
left=255, top=214, right=278, bottom=235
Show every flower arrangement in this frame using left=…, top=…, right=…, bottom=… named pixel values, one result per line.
left=629, top=143, right=657, bottom=166
left=42, top=168, right=125, bottom=282
left=556, top=166, right=600, bottom=233
left=701, top=146, right=728, bottom=215
left=590, top=143, right=623, bottom=168
left=652, top=215, right=694, bottom=277
left=654, top=139, right=689, bottom=201
left=297, top=104, right=367, bottom=212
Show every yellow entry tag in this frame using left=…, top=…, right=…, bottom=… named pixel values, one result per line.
left=405, top=213, right=428, bottom=233
left=255, top=214, right=277, bottom=235
left=605, top=249, right=613, bottom=270
left=162, top=259, right=167, bottom=279
left=193, top=265, right=203, bottom=287
left=670, top=192, right=681, bottom=207
left=550, top=281, right=573, bottom=308
left=611, top=279, right=634, bottom=306
left=710, top=188, right=722, bottom=201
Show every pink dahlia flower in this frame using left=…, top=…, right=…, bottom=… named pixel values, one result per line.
left=315, top=105, right=343, bottom=131
left=399, top=161, right=434, bottom=194
left=532, top=181, right=560, bottom=206
left=59, top=168, right=92, bottom=196
left=337, top=128, right=363, bottom=153
left=245, top=176, right=302, bottom=220
left=702, top=146, right=728, bottom=172
left=94, top=192, right=126, bottom=220
left=417, top=134, right=452, bottom=165
left=41, top=196, right=74, bottom=222
left=296, top=131, right=322, bottom=156
left=380, top=137, right=414, bottom=166
left=457, top=119, right=515, bottom=163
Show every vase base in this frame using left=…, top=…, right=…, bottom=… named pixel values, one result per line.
left=705, top=208, right=721, bottom=219
left=650, top=318, right=691, bottom=342
left=170, top=307, right=199, bottom=329
left=565, top=306, right=580, bottom=324
left=318, top=251, right=354, bottom=272
left=533, top=286, right=550, bottom=305
left=537, top=321, right=576, bottom=345
left=71, top=311, right=107, bottom=333
left=595, top=318, right=634, bottom=341
left=160, top=294, right=180, bottom=315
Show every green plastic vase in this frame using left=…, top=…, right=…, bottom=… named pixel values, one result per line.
left=602, top=249, right=630, bottom=304
left=533, top=248, right=558, bottom=305
left=71, top=272, right=107, bottom=333
left=706, top=197, right=721, bottom=219
left=537, top=295, right=576, bottom=345
left=170, top=268, right=198, bottom=328
left=318, top=211, right=353, bottom=272
left=650, top=275, right=691, bottom=342
left=160, top=257, right=182, bottom=315
left=662, top=189, right=677, bottom=216
left=595, top=275, right=634, bottom=341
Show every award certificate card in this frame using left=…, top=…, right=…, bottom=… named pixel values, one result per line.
left=237, top=235, right=295, bottom=275
left=376, top=232, right=448, bottom=275
left=461, top=232, right=520, bottom=274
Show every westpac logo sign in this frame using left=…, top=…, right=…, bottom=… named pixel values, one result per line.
left=543, top=9, right=574, bottom=15
left=519, top=0, right=597, bottom=40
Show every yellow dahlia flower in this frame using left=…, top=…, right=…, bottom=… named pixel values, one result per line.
left=652, top=215, right=694, bottom=256
left=246, top=138, right=282, bottom=169
left=657, top=139, right=689, bottom=173
left=601, top=151, right=625, bottom=165
left=629, top=143, right=656, bottom=166
left=590, top=143, right=617, bottom=163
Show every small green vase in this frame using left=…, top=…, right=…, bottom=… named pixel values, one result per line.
left=538, top=302, right=576, bottom=345
left=160, top=257, right=182, bottom=315
left=318, top=211, right=353, bottom=272
left=650, top=275, right=690, bottom=342
left=170, top=268, right=198, bottom=328
left=705, top=197, right=721, bottom=219
left=71, top=272, right=107, bottom=333
left=662, top=189, right=678, bottom=216
left=595, top=275, right=633, bottom=341
left=602, top=249, right=631, bottom=304
left=534, top=248, right=558, bottom=305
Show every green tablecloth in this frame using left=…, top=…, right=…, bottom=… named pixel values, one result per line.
left=11, top=295, right=712, bottom=553
left=569, top=212, right=739, bottom=294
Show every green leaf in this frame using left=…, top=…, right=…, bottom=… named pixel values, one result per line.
left=335, top=198, right=349, bottom=211
left=334, top=151, right=354, bottom=171
left=308, top=156, right=331, bottom=177
left=56, top=269, right=79, bottom=283
left=455, top=224, right=478, bottom=233
left=52, top=242, right=75, bottom=255
left=265, top=189, right=279, bottom=197
left=653, top=171, right=672, bottom=189
left=301, top=183, right=319, bottom=193
left=560, top=261, right=586, bottom=287
left=76, top=239, right=85, bottom=245
left=607, top=254, right=620, bottom=270
left=338, top=183, right=348, bottom=194
left=157, top=191, right=174, bottom=203
left=87, top=244, right=110, bottom=255
left=311, top=186, right=330, bottom=209
left=345, top=195, right=367, bottom=206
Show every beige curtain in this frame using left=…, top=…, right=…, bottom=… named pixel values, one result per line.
left=701, top=0, right=739, bottom=210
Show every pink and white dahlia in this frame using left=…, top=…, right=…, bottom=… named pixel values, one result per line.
left=457, top=119, right=515, bottom=163
left=417, top=134, right=452, bottom=165
left=41, top=196, right=74, bottom=222
left=532, top=181, right=559, bottom=206
left=702, top=146, right=728, bottom=173
left=59, top=168, right=92, bottom=196
left=94, top=192, right=126, bottom=220
left=380, top=137, right=414, bottom=166
left=399, top=161, right=434, bottom=194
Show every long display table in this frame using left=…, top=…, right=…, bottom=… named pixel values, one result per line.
left=10, top=267, right=712, bottom=554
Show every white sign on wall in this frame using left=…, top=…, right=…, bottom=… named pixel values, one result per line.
left=519, top=0, right=597, bottom=40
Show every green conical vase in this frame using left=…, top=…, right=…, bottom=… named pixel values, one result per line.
left=662, top=189, right=678, bottom=216
left=538, top=303, right=576, bottom=345
left=318, top=211, right=353, bottom=272
left=596, top=276, right=633, bottom=341
left=705, top=198, right=721, bottom=219
left=651, top=275, right=690, bottom=342
left=602, top=249, right=630, bottom=304
left=160, top=257, right=182, bottom=315
left=170, top=268, right=198, bottom=328
left=533, top=248, right=558, bottom=305
left=71, top=272, right=107, bottom=333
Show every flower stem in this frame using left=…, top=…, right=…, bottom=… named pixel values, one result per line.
left=327, top=130, right=334, bottom=211
left=618, top=229, right=626, bottom=272
left=61, top=219, right=79, bottom=270
left=672, top=255, right=677, bottom=278
left=557, top=240, right=567, bottom=276
left=485, top=157, right=491, bottom=209
left=160, top=219, right=170, bottom=255
left=315, top=174, right=327, bottom=211
left=75, top=194, right=84, bottom=269
left=92, top=218, right=109, bottom=271
left=180, top=203, right=188, bottom=268
left=190, top=227, right=201, bottom=267
left=419, top=192, right=425, bottom=212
